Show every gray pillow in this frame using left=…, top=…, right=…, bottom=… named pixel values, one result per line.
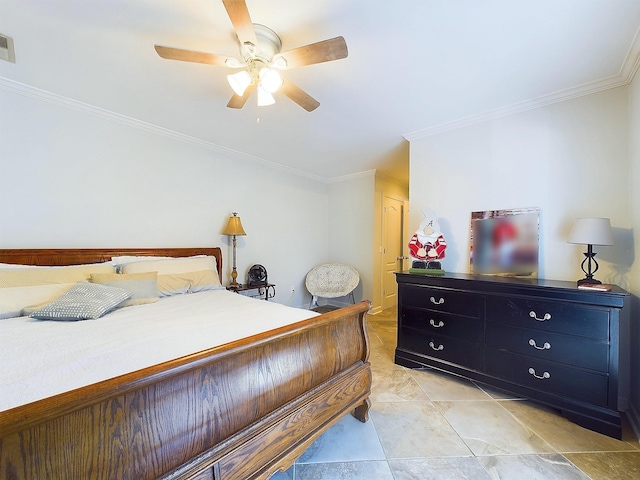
left=29, top=282, right=131, bottom=321
left=90, top=272, right=159, bottom=306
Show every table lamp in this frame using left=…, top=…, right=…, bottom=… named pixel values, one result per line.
left=222, top=212, right=246, bottom=287
left=567, top=218, right=613, bottom=286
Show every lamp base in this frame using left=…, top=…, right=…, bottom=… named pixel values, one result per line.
left=577, top=246, right=601, bottom=287
left=229, top=266, right=240, bottom=287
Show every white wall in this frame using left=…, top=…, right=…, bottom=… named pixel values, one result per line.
left=327, top=173, right=375, bottom=306
left=0, top=87, right=330, bottom=308
left=629, top=68, right=640, bottom=434
left=409, top=84, right=639, bottom=433
left=409, top=87, right=630, bottom=286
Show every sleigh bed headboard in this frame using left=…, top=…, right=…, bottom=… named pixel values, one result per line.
left=0, top=247, right=223, bottom=282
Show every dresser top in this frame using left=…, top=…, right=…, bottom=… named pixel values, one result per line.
left=396, top=271, right=629, bottom=307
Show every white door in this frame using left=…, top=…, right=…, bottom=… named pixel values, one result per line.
left=382, top=196, right=404, bottom=310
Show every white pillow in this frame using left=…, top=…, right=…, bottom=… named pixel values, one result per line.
left=0, top=264, right=116, bottom=319
left=109, top=255, right=176, bottom=266
left=0, top=262, right=113, bottom=269
left=0, top=263, right=32, bottom=269
left=121, top=256, right=222, bottom=297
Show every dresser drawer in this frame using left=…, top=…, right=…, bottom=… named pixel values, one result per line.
left=486, top=297, right=609, bottom=339
left=485, top=349, right=609, bottom=407
left=399, top=329, right=483, bottom=370
left=401, top=306, right=481, bottom=344
left=401, top=285, right=482, bottom=317
left=485, top=323, right=609, bottom=373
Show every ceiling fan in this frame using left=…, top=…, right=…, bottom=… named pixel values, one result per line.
left=154, top=0, right=348, bottom=112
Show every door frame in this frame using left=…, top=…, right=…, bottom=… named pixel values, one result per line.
left=380, top=193, right=408, bottom=311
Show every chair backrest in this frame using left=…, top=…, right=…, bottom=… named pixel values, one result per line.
left=305, top=263, right=360, bottom=298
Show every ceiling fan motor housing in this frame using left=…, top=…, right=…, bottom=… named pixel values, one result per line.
left=240, top=24, right=282, bottom=65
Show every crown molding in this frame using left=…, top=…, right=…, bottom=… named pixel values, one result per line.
left=403, top=76, right=626, bottom=141
left=404, top=26, right=640, bottom=142
left=0, top=76, right=330, bottom=184
left=375, top=170, right=409, bottom=190
left=620, top=24, right=640, bottom=83
left=327, top=169, right=377, bottom=184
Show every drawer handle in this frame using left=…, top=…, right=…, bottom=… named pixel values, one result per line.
left=430, top=319, right=445, bottom=328
left=430, top=296, right=445, bottom=305
left=529, top=311, right=551, bottom=322
left=528, top=367, right=550, bottom=380
left=429, top=341, right=444, bottom=351
left=528, top=339, right=551, bottom=350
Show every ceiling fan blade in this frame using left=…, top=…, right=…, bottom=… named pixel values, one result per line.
left=222, top=0, right=257, bottom=46
left=227, top=83, right=256, bottom=109
left=154, top=45, right=233, bottom=66
left=280, top=78, right=320, bottom=112
left=274, top=36, right=348, bottom=69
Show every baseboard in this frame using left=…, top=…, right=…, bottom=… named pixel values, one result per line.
left=627, top=402, right=640, bottom=443
left=324, top=300, right=376, bottom=315
left=323, top=301, right=384, bottom=315
left=326, top=300, right=352, bottom=309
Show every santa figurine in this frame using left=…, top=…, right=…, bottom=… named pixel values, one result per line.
left=408, top=209, right=447, bottom=269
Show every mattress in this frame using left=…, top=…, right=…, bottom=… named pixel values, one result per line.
left=1, top=290, right=317, bottom=412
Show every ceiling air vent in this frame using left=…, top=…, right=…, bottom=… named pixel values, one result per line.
left=0, top=34, right=16, bottom=63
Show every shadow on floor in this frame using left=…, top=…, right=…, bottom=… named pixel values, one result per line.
left=311, top=305, right=341, bottom=314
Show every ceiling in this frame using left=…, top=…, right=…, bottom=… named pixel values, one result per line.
left=2, top=0, right=640, bottom=184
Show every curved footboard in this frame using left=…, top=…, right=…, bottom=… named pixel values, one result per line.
left=0, top=301, right=372, bottom=480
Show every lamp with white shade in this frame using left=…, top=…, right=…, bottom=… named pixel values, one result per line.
left=567, top=218, right=614, bottom=286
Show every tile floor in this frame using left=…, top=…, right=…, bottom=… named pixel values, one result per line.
left=272, top=307, right=640, bottom=480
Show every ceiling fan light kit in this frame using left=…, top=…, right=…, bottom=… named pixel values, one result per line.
left=154, top=0, right=348, bottom=112
left=257, top=85, right=275, bottom=106
left=259, top=67, right=282, bottom=93
left=227, top=70, right=252, bottom=96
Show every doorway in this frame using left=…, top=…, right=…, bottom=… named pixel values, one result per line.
left=381, top=195, right=406, bottom=310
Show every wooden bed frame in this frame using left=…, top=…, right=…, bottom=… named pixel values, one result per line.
left=0, top=248, right=372, bottom=480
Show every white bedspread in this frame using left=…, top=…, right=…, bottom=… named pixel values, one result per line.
left=0, top=290, right=317, bottom=412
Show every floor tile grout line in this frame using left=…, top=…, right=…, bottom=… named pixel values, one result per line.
left=351, top=311, right=640, bottom=479
left=493, top=397, right=561, bottom=456
left=492, top=397, right=640, bottom=455
left=369, top=317, right=579, bottom=478
left=371, top=313, right=600, bottom=479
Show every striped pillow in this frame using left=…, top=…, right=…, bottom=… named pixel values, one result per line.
left=29, top=282, right=131, bottom=321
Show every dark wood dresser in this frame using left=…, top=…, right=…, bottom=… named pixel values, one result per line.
left=395, top=272, right=631, bottom=439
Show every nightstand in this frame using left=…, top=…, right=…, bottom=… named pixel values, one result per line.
left=226, top=283, right=276, bottom=301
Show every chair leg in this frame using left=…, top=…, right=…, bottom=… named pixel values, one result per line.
left=309, top=295, right=318, bottom=310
